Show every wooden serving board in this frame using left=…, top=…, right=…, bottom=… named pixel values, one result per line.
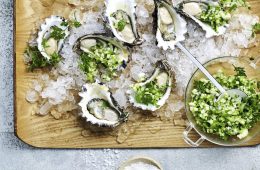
left=14, top=0, right=260, bottom=148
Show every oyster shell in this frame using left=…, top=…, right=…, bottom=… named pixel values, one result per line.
left=73, top=34, right=129, bottom=63
left=104, top=0, right=143, bottom=45
left=128, top=60, right=173, bottom=111
left=79, top=83, right=128, bottom=127
left=176, top=0, right=229, bottom=38
left=155, top=0, right=187, bottom=50
left=37, top=16, right=70, bottom=60
left=73, top=34, right=130, bottom=82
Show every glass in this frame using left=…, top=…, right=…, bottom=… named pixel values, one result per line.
left=184, top=56, right=260, bottom=146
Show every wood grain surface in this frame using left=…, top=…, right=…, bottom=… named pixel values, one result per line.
left=15, top=0, right=260, bottom=148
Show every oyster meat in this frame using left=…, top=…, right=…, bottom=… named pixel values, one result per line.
left=73, top=34, right=129, bottom=82
left=104, top=0, right=143, bottom=45
left=177, top=0, right=229, bottom=38
left=79, top=83, right=128, bottom=127
left=128, top=60, right=173, bottom=111
left=155, top=0, right=187, bottom=50
left=37, top=16, right=70, bottom=60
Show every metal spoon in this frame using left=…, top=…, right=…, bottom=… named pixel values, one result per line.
left=176, top=42, right=247, bottom=100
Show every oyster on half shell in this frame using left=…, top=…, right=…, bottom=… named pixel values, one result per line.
left=73, top=34, right=130, bottom=82
left=37, top=16, right=70, bottom=60
left=73, top=34, right=129, bottom=65
left=104, top=0, right=143, bottom=45
left=155, top=0, right=187, bottom=50
left=79, top=83, right=128, bottom=127
left=128, top=60, right=173, bottom=111
left=176, top=0, right=229, bottom=38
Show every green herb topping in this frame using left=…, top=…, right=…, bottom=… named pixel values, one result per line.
left=79, top=41, right=123, bottom=82
left=220, top=0, right=249, bottom=12
left=50, top=26, right=66, bottom=40
left=199, top=5, right=231, bottom=32
left=198, top=0, right=250, bottom=32
left=133, top=81, right=167, bottom=106
left=41, top=38, right=50, bottom=49
left=189, top=67, right=260, bottom=140
left=111, top=10, right=129, bottom=32
left=114, top=19, right=127, bottom=32
left=25, top=46, right=61, bottom=71
left=61, top=20, right=82, bottom=28
left=252, top=23, right=260, bottom=37
left=233, top=65, right=247, bottom=77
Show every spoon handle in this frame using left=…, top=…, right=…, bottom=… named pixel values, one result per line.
left=176, top=42, right=226, bottom=94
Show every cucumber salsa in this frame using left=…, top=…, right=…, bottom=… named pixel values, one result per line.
left=189, top=66, right=260, bottom=140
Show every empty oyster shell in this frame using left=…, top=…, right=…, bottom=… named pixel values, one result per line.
left=79, top=83, right=128, bottom=127
left=176, top=0, right=229, bottom=38
left=36, top=16, right=70, bottom=60
left=104, top=0, right=143, bottom=45
left=128, top=60, right=173, bottom=111
left=155, top=0, right=187, bottom=50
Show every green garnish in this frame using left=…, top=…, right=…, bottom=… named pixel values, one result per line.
left=233, top=65, right=247, bottom=77
left=41, top=38, right=50, bottom=49
left=219, top=0, right=249, bottom=12
left=252, top=23, right=260, bottom=37
left=71, top=20, right=82, bottom=28
left=79, top=41, right=122, bottom=82
left=133, top=81, right=167, bottom=106
left=199, top=5, right=231, bottom=32
left=198, top=0, right=251, bottom=32
left=101, top=100, right=110, bottom=109
left=61, top=21, right=69, bottom=27
left=111, top=10, right=128, bottom=32
left=61, top=20, right=82, bottom=28
left=25, top=46, right=61, bottom=71
left=189, top=67, right=260, bottom=140
left=50, top=26, right=66, bottom=40
left=50, top=26, right=66, bottom=41
left=79, top=52, right=98, bottom=82
left=115, top=19, right=127, bottom=32
left=49, top=52, right=62, bottom=65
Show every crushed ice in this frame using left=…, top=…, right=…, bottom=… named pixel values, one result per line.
left=25, top=3, right=259, bottom=122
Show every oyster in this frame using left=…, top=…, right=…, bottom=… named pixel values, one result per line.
left=79, top=83, right=128, bottom=127
left=104, top=0, right=143, bottom=45
left=37, top=16, right=70, bottom=60
left=73, top=34, right=129, bottom=82
left=128, top=60, right=173, bottom=111
left=176, top=0, right=229, bottom=38
left=155, top=0, right=187, bottom=50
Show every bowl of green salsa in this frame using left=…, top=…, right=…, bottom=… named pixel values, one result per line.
left=184, top=56, right=260, bottom=146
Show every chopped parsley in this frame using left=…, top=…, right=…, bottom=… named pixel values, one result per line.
left=233, top=65, right=247, bottom=77
left=189, top=67, right=260, bottom=140
left=61, top=21, right=69, bottom=27
left=49, top=52, right=62, bottom=65
left=111, top=10, right=129, bottom=32
left=25, top=46, right=61, bottom=71
left=41, top=38, right=50, bottom=48
left=114, top=19, right=127, bottom=32
left=72, top=20, right=82, bottom=28
left=61, top=20, right=82, bottom=28
left=252, top=23, right=260, bottom=37
left=50, top=26, right=66, bottom=40
left=79, top=41, right=122, bottom=82
left=133, top=81, right=167, bottom=106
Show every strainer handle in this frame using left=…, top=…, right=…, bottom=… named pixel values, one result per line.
left=183, top=123, right=205, bottom=147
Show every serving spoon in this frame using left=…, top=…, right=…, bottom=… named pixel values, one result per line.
left=175, top=42, right=247, bottom=100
